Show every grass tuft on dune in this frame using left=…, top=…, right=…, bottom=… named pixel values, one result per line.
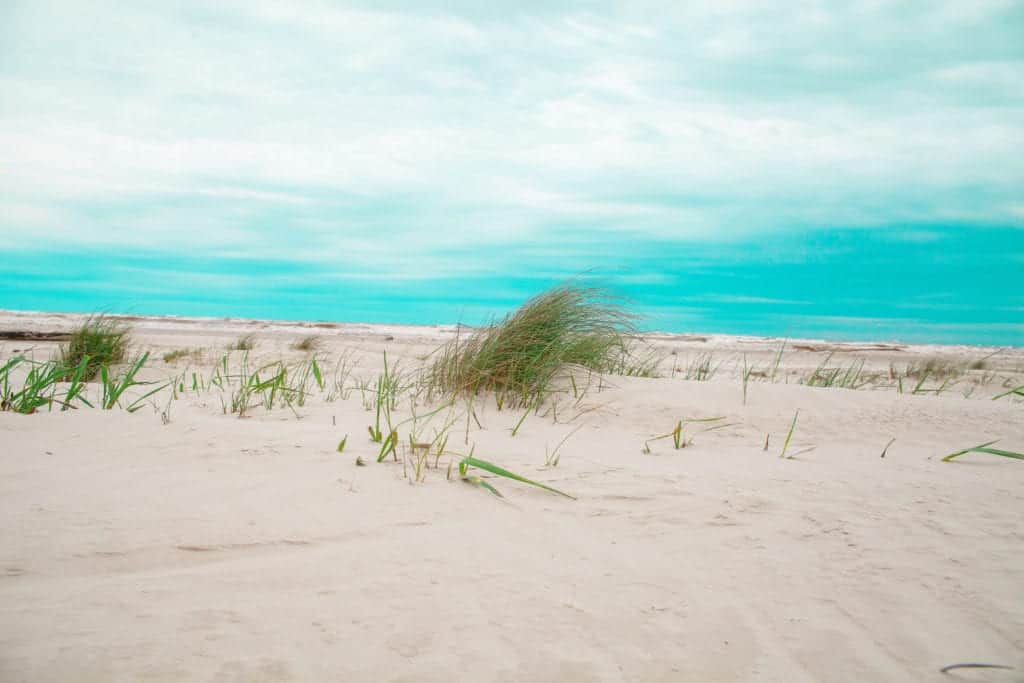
left=427, top=282, right=638, bottom=406
left=59, top=315, right=130, bottom=381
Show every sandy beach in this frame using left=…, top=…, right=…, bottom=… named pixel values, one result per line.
left=1, top=310, right=1022, bottom=682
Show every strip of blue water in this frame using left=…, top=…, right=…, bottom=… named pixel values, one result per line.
left=1, top=225, right=1020, bottom=346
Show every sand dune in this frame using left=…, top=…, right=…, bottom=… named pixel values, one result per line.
left=1, top=311, right=1022, bottom=681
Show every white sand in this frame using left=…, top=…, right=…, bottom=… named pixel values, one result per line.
left=1, top=311, right=1022, bottom=682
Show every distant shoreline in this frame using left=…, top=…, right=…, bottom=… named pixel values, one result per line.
left=0, top=307, right=1014, bottom=352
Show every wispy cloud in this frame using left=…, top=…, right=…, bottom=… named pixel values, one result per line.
left=1, top=0, right=1022, bottom=276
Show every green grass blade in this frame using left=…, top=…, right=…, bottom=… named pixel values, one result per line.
left=770, top=339, right=786, bottom=382
left=376, top=430, right=398, bottom=462
left=463, top=475, right=504, bottom=497
left=125, top=382, right=171, bottom=413
left=912, top=370, right=930, bottom=394
left=779, top=410, right=799, bottom=458
left=942, top=439, right=1002, bottom=462
left=700, top=421, right=738, bottom=433
left=510, top=400, right=534, bottom=437
left=62, top=355, right=91, bottom=409
left=100, top=364, right=112, bottom=408
left=311, top=358, right=324, bottom=390
left=992, top=385, right=1024, bottom=400
left=973, top=446, right=1024, bottom=459
left=392, top=400, right=455, bottom=432
left=459, top=455, right=575, bottom=499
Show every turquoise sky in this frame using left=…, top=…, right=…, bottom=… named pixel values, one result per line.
left=1, top=2, right=1022, bottom=345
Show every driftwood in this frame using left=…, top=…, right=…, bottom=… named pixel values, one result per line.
left=0, top=330, right=71, bottom=342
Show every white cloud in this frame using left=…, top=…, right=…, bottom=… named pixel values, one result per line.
left=1, top=0, right=1023, bottom=264
left=932, top=60, right=1024, bottom=91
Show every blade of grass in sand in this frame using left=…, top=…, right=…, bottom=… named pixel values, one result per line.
left=462, top=475, right=504, bottom=498
left=376, top=430, right=398, bottom=462
left=459, top=455, right=575, bottom=499
left=973, top=446, right=1024, bottom=459
left=2, top=358, right=66, bottom=414
left=62, top=355, right=93, bottom=409
left=939, top=663, right=1014, bottom=674
left=546, top=423, right=583, bottom=467
left=992, top=385, right=1024, bottom=400
left=770, top=339, right=786, bottom=382
left=311, top=358, right=324, bottom=390
left=779, top=410, right=799, bottom=458
left=942, top=440, right=1024, bottom=462
left=510, top=399, right=535, bottom=437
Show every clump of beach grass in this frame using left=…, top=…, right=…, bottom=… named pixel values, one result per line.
left=226, top=334, right=256, bottom=351
left=59, top=315, right=130, bottom=381
left=427, top=282, right=638, bottom=407
left=1, top=356, right=92, bottom=413
left=291, top=335, right=321, bottom=352
left=681, top=351, right=721, bottom=381
left=162, top=348, right=202, bottom=363
left=903, top=357, right=964, bottom=381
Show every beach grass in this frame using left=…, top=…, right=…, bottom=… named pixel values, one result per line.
left=162, top=348, right=202, bottom=363
left=291, top=335, right=321, bottom=352
left=226, top=334, right=256, bottom=351
left=682, top=352, right=721, bottom=381
left=1, top=356, right=90, bottom=413
left=903, top=357, right=963, bottom=381
left=427, top=282, right=638, bottom=406
left=59, top=315, right=130, bottom=381
left=99, top=352, right=167, bottom=412
left=607, top=347, right=662, bottom=378
left=801, top=353, right=872, bottom=389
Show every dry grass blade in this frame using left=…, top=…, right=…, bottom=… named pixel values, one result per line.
left=546, top=423, right=583, bottom=467
left=162, top=348, right=202, bottom=363
left=939, top=663, right=1014, bottom=673
left=770, top=338, right=786, bottom=382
